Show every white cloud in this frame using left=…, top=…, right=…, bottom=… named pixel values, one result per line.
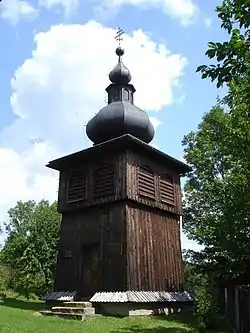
left=149, top=117, right=162, bottom=150
left=0, top=143, right=58, bottom=207
left=92, top=0, right=199, bottom=26
left=0, top=143, right=58, bottom=245
left=38, top=0, right=79, bottom=16
left=149, top=117, right=161, bottom=130
left=0, top=0, right=38, bottom=25
left=204, top=17, right=212, bottom=28
left=0, top=21, right=188, bottom=246
left=2, top=22, right=187, bottom=152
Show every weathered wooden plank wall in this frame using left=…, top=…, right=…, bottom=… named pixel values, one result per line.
left=126, top=203, right=183, bottom=292
left=126, top=150, right=182, bottom=215
left=57, top=150, right=182, bottom=215
left=55, top=203, right=126, bottom=297
left=57, top=153, right=127, bottom=213
left=55, top=147, right=184, bottom=297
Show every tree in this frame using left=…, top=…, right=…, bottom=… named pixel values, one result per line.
left=1, top=200, right=61, bottom=298
left=182, top=99, right=250, bottom=283
left=184, top=261, right=220, bottom=330
left=197, top=0, right=250, bottom=88
left=182, top=0, right=250, bottom=284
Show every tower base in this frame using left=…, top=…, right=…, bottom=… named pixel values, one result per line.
left=90, top=291, right=194, bottom=316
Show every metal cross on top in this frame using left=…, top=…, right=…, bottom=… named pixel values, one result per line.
left=115, top=27, right=125, bottom=46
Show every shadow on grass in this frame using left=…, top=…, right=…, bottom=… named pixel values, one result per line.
left=1, top=298, right=46, bottom=311
left=151, top=313, right=233, bottom=333
left=111, top=313, right=199, bottom=333
left=154, top=313, right=199, bottom=326
left=112, top=325, right=192, bottom=333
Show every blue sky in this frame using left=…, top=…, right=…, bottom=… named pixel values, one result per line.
left=0, top=0, right=226, bottom=249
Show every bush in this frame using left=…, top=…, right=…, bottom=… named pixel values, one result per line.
left=198, top=321, right=206, bottom=333
left=195, top=287, right=219, bottom=329
left=184, top=263, right=220, bottom=329
left=0, top=264, right=10, bottom=292
left=0, top=291, right=6, bottom=300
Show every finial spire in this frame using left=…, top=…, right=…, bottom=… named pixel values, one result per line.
left=115, top=27, right=124, bottom=46
left=109, top=27, right=131, bottom=85
left=115, top=28, right=125, bottom=62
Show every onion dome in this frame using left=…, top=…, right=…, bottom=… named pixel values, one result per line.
left=86, top=46, right=154, bottom=145
left=109, top=47, right=132, bottom=85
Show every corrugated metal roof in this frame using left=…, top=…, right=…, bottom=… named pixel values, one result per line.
left=40, top=291, right=77, bottom=301
left=90, top=291, right=194, bottom=303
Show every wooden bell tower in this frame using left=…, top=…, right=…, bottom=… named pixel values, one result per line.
left=46, top=31, right=192, bottom=307
left=47, top=135, right=190, bottom=299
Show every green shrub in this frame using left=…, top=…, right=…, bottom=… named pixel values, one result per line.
left=0, top=265, right=9, bottom=291
left=198, top=321, right=206, bottom=333
left=195, top=286, right=219, bottom=329
left=0, top=264, right=12, bottom=300
left=184, top=263, right=220, bottom=330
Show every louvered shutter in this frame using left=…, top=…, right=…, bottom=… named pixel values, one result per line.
left=138, top=166, right=155, bottom=199
left=159, top=175, right=174, bottom=204
left=94, top=164, right=115, bottom=198
left=67, top=171, right=86, bottom=203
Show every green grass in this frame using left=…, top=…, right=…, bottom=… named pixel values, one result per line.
left=0, top=298, right=233, bottom=333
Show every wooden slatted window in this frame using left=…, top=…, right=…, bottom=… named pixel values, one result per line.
left=67, top=171, right=87, bottom=203
left=94, top=164, right=115, bottom=198
left=138, top=166, right=155, bottom=199
left=160, top=174, right=174, bottom=205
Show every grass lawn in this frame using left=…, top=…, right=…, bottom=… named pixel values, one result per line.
left=0, top=298, right=233, bottom=333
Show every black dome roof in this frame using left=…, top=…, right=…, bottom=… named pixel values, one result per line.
left=109, top=47, right=132, bottom=85
left=86, top=45, right=155, bottom=145
left=109, top=62, right=132, bottom=85
left=86, top=101, right=154, bottom=144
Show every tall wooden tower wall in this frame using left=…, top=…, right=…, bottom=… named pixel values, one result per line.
left=54, top=147, right=184, bottom=297
left=55, top=203, right=127, bottom=297
left=126, top=203, right=183, bottom=291
left=125, top=150, right=184, bottom=291
left=55, top=152, right=127, bottom=297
